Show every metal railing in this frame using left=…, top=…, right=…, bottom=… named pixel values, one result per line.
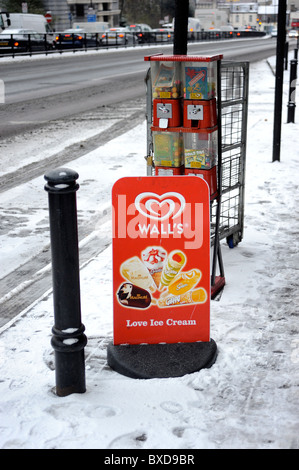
left=0, top=32, right=56, bottom=57
left=0, top=30, right=266, bottom=58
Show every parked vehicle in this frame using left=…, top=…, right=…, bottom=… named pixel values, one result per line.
left=7, top=13, right=52, bottom=33
left=207, top=28, right=221, bottom=39
left=73, top=21, right=109, bottom=33
left=288, top=29, right=298, bottom=38
left=152, top=28, right=173, bottom=42
left=244, top=25, right=257, bottom=32
left=172, top=17, right=202, bottom=39
left=55, top=29, right=99, bottom=49
left=126, top=24, right=154, bottom=43
left=187, top=17, right=202, bottom=38
left=101, top=27, right=134, bottom=46
left=271, top=28, right=278, bottom=37
left=196, top=10, right=228, bottom=32
left=2, top=13, right=55, bottom=46
left=220, top=25, right=234, bottom=33
left=0, top=28, right=47, bottom=53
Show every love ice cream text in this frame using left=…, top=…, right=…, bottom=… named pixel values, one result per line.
left=126, top=318, right=197, bottom=327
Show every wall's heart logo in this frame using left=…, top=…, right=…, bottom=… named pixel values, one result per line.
left=135, top=192, right=186, bottom=221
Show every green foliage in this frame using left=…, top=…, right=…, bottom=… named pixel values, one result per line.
left=1, top=0, right=45, bottom=14
left=122, top=0, right=161, bottom=27
left=121, top=0, right=195, bottom=28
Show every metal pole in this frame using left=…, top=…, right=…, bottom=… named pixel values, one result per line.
left=287, top=59, right=297, bottom=123
left=285, top=41, right=288, bottom=70
left=44, top=167, right=87, bottom=397
left=173, top=0, right=189, bottom=55
left=272, top=0, right=287, bottom=162
left=145, top=67, right=153, bottom=175
left=211, top=59, right=224, bottom=286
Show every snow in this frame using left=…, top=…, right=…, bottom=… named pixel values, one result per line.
left=0, top=55, right=298, bottom=450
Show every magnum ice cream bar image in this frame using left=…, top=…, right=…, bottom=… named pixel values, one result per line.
left=120, top=256, right=156, bottom=292
left=117, top=282, right=151, bottom=309
left=167, top=268, right=202, bottom=295
left=160, top=250, right=186, bottom=289
left=141, top=246, right=167, bottom=288
left=158, top=287, right=207, bottom=308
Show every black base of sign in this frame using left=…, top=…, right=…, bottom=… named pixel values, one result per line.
left=107, top=340, right=217, bottom=379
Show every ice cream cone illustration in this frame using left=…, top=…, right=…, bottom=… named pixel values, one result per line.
left=167, top=269, right=201, bottom=295
left=141, top=246, right=167, bottom=288
left=158, top=287, right=207, bottom=307
left=152, top=271, right=162, bottom=288
left=159, top=250, right=186, bottom=289
left=120, top=256, right=156, bottom=292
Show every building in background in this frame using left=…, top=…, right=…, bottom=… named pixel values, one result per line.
left=1, top=1, right=298, bottom=33
left=66, top=1, right=120, bottom=28
left=228, top=2, right=259, bottom=31
left=43, top=0, right=69, bottom=31
left=194, top=2, right=229, bottom=30
left=195, top=0, right=299, bottom=32
left=0, top=1, right=120, bottom=31
left=43, top=1, right=120, bottom=31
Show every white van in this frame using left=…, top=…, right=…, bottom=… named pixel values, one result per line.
left=73, top=21, right=109, bottom=33
left=8, top=13, right=53, bottom=34
left=172, top=17, right=202, bottom=39
left=188, top=17, right=202, bottom=37
left=5, top=13, right=55, bottom=45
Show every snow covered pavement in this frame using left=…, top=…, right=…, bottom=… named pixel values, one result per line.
left=0, top=56, right=298, bottom=449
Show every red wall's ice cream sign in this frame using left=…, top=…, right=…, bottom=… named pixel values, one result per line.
left=112, top=176, right=210, bottom=345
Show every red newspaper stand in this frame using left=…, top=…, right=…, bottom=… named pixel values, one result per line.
left=144, top=54, right=225, bottom=299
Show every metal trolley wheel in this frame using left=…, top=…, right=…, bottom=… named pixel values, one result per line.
left=226, top=231, right=242, bottom=249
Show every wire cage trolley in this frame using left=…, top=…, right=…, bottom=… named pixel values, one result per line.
left=214, top=60, right=249, bottom=249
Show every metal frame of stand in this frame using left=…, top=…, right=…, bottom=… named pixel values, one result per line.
left=210, top=59, right=225, bottom=298
left=219, top=61, right=249, bottom=248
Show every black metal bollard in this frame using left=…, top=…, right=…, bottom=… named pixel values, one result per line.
left=44, top=167, right=87, bottom=397
left=287, top=59, right=297, bottom=123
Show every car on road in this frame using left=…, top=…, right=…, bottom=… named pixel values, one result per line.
left=206, top=28, right=221, bottom=39
left=101, top=27, right=134, bottom=46
left=126, top=24, right=154, bottom=43
left=271, top=28, right=277, bottom=37
left=288, top=29, right=298, bottom=39
left=152, top=28, right=173, bottom=42
left=55, top=29, right=99, bottom=49
left=0, top=28, right=47, bottom=53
